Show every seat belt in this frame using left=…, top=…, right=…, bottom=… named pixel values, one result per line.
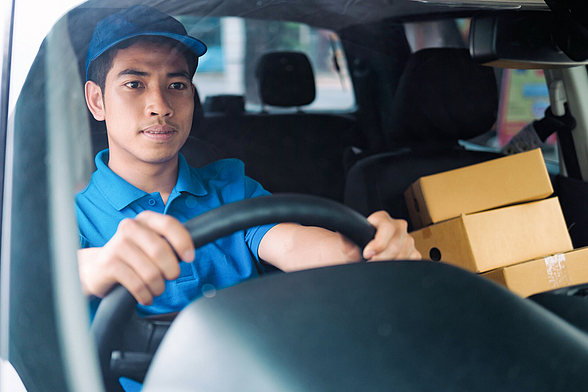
left=503, top=83, right=582, bottom=180
left=542, top=105, right=582, bottom=180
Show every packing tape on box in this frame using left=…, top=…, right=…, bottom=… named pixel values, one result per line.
left=545, top=253, right=571, bottom=288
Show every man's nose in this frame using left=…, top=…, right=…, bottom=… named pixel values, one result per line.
left=146, top=88, right=173, bottom=117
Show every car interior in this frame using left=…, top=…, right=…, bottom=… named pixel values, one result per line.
left=344, top=47, right=504, bottom=230
left=5, top=0, right=588, bottom=391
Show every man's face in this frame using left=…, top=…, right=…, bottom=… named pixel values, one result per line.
left=86, top=40, right=195, bottom=168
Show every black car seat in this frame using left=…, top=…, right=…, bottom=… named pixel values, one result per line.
left=344, top=48, right=504, bottom=229
left=193, top=51, right=360, bottom=201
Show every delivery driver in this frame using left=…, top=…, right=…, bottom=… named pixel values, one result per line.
left=76, top=4, right=421, bottom=320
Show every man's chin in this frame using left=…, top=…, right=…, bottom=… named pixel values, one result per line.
left=138, top=140, right=185, bottom=160
left=119, top=148, right=180, bottom=166
left=142, top=151, right=180, bottom=165
left=109, top=138, right=187, bottom=166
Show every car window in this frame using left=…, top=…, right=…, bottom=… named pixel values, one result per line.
left=178, top=16, right=355, bottom=112
left=496, top=69, right=558, bottom=160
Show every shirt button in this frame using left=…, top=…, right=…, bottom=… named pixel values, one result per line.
left=185, top=196, right=198, bottom=209
left=148, top=199, right=157, bottom=206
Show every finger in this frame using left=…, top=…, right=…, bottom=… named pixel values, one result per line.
left=100, top=251, right=157, bottom=306
left=90, top=245, right=153, bottom=305
left=135, top=211, right=195, bottom=263
left=402, top=233, right=421, bottom=260
left=107, top=235, right=168, bottom=296
left=408, top=248, right=422, bottom=260
left=79, top=246, right=159, bottom=304
left=382, top=231, right=418, bottom=261
left=381, top=232, right=419, bottom=261
left=116, top=217, right=182, bottom=280
left=364, top=213, right=407, bottom=260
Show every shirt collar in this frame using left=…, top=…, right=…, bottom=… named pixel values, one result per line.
left=174, top=153, right=208, bottom=197
left=93, top=150, right=147, bottom=211
left=92, top=150, right=207, bottom=211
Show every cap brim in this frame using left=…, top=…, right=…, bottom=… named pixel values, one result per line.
left=86, top=32, right=207, bottom=80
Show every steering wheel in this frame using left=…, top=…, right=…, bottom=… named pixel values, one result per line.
left=90, top=194, right=377, bottom=392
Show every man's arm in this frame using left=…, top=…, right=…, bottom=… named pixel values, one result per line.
left=258, top=211, right=421, bottom=272
left=78, top=211, right=195, bottom=306
left=79, top=209, right=419, bottom=304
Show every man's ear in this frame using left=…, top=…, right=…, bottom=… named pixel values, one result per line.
left=85, top=81, right=105, bottom=121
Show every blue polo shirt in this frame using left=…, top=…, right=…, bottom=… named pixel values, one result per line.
left=76, top=149, right=277, bottom=317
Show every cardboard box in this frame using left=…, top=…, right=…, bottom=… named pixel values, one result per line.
left=410, top=197, right=573, bottom=273
left=482, top=247, right=588, bottom=297
left=405, top=149, right=553, bottom=229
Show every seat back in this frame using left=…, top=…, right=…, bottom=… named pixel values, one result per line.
left=344, top=48, right=502, bottom=228
left=193, top=51, right=360, bottom=201
left=385, top=48, right=498, bottom=147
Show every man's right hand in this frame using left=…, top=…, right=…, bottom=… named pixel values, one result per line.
left=77, top=211, right=195, bottom=305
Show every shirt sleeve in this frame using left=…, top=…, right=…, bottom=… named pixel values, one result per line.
left=79, top=233, right=90, bottom=249
left=220, top=159, right=278, bottom=261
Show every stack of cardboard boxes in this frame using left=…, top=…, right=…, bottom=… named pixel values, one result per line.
left=405, top=148, right=588, bottom=297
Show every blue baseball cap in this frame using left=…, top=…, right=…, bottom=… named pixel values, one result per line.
left=85, top=5, right=207, bottom=80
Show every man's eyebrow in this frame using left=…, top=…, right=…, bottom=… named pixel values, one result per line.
left=168, top=70, right=190, bottom=79
left=117, top=69, right=149, bottom=78
left=115, top=69, right=190, bottom=79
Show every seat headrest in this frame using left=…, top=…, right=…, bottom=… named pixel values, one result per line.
left=256, top=51, right=316, bottom=107
left=387, top=48, right=498, bottom=146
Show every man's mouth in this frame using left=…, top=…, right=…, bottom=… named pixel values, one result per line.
left=141, top=125, right=178, bottom=141
left=142, top=125, right=176, bottom=135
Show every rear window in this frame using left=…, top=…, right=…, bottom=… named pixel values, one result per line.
left=177, top=16, right=355, bottom=112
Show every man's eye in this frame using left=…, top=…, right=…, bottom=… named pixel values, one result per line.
left=125, top=81, right=141, bottom=89
left=170, top=82, right=187, bottom=90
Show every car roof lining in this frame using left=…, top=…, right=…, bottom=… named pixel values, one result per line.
left=76, top=0, right=546, bottom=32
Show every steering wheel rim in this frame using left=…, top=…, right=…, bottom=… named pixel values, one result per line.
left=91, top=194, right=376, bottom=391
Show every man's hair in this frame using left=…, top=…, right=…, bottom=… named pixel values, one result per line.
left=87, top=36, right=198, bottom=91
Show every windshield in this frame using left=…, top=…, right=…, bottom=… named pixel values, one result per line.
left=3, top=1, right=588, bottom=392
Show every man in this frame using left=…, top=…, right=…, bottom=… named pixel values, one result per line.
left=77, top=5, right=420, bottom=317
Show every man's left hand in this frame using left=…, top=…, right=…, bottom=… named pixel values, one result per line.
left=362, top=211, right=421, bottom=261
